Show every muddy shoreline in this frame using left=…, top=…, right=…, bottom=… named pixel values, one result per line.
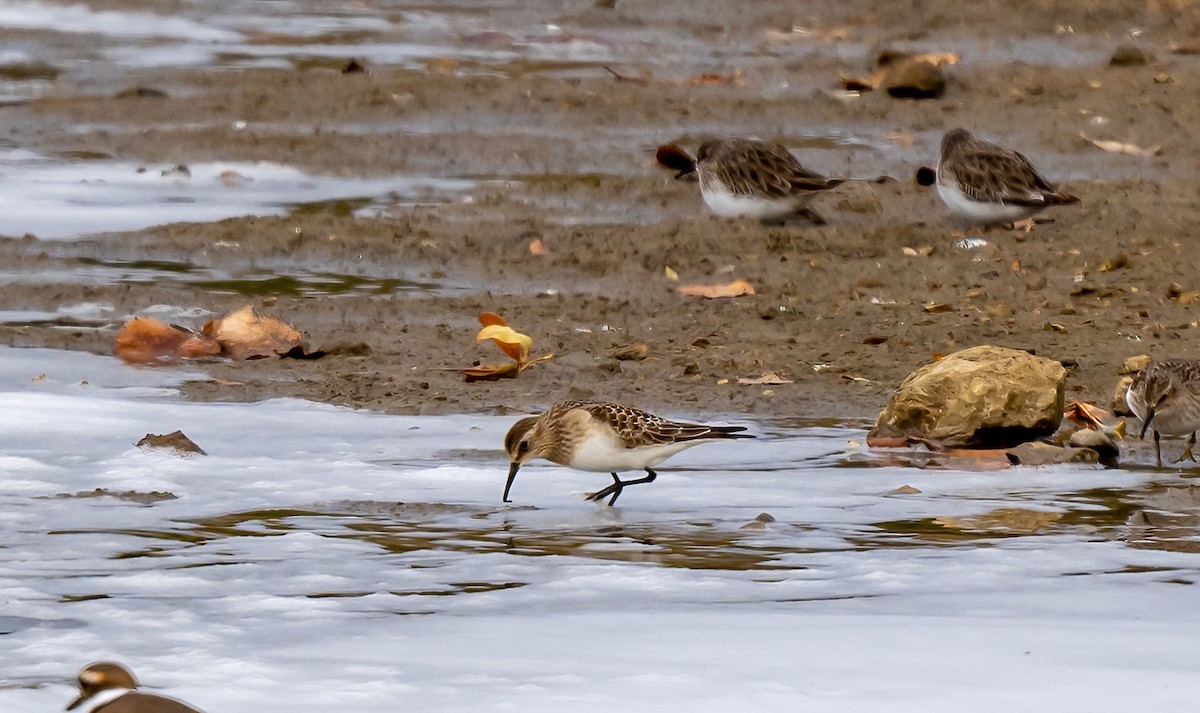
left=2, top=0, right=1200, bottom=424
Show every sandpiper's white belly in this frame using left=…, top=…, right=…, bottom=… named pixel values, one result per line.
left=936, top=178, right=1036, bottom=224
left=570, top=434, right=699, bottom=473
left=700, top=180, right=804, bottom=220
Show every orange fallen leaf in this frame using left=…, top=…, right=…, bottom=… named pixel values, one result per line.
left=476, top=324, right=532, bottom=362
left=115, top=317, right=220, bottom=365
left=460, top=313, right=551, bottom=381
left=478, top=312, right=507, bottom=328
left=529, top=238, right=548, bottom=255
left=677, top=279, right=755, bottom=299
left=203, top=305, right=303, bottom=360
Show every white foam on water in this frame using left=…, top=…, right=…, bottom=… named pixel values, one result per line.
left=1, top=346, right=1199, bottom=711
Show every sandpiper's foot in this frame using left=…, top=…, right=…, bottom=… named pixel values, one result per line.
left=1173, top=433, right=1198, bottom=464
left=585, top=469, right=657, bottom=506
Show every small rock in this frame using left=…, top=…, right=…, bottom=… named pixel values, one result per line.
left=1110, top=44, right=1151, bottom=66
left=136, top=430, right=206, bottom=456
left=740, top=512, right=776, bottom=530
left=883, top=59, right=946, bottom=99
left=1069, top=429, right=1120, bottom=467
left=1005, top=441, right=1099, bottom=466
left=342, top=58, right=366, bottom=74
left=870, top=345, right=1067, bottom=448
left=1120, top=354, right=1151, bottom=375
left=1112, top=375, right=1134, bottom=415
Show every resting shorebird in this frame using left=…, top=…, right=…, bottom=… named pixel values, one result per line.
left=657, top=138, right=844, bottom=225
left=503, top=401, right=754, bottom=505
left=1126, top=359, right=1200, bottom=468
left=67, top=662, right=204, bottom=713
left=935, top=128, right=1079, bottom=226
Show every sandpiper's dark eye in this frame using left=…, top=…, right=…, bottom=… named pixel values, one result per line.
left=517, top=440, right=530, bottom=455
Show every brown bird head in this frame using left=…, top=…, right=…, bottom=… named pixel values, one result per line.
left=1136, top=371, right=1176, bottom=438
left=68, top=662, right=137, bottom=711
left=503, top=415, right=552, bottom=502
left=940, top=128, right=973, bottom=155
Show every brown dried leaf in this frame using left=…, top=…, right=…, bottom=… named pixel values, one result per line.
left=463, top=362, right=521, bottom=382
left=478, top=312, right=508, bottom=328
left=205, top=305, right=303, bottom=360
left=922, top=302, right=954, bottom=313
left=677, top=279, right=755, bottom=299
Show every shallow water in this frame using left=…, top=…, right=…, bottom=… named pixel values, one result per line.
left=0, top=149, right=475, bottom=240
left=2, top=346, right=1200, bottom=711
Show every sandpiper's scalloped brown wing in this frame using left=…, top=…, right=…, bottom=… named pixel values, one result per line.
left=945, top=141, right=1078, bottom=207
left=569, top=402, right=748, bottom=449
left=706, top=140, right=841, bottom=199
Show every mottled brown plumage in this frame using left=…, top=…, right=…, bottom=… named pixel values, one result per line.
left=1126, top=359, right=1200, bottom=467
left=503, top=401, right=753, bottom=505
left=936, top=128, right=1078, bottom=224
left=695, top=138, right=842, bottom=199
left=67, top=662, right=203, bottom=713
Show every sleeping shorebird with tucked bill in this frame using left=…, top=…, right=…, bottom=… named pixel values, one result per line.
left=67, top=662, right=204, bottom=713
left=503, top=401, right=754, bottom=505
left=656, top=138, right=844, bottom=225
left=935, top=128, right=1079, bottom=227
left=1126, top=359, right=1200, bottom=468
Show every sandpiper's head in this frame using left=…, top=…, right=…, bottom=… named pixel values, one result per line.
left=654, top=144, right=697, bottom=179
left=68, top=662, right=137, bottom=711
left=695, top=139, right=726, bottom=163
left=1135, top=369, right=1175, bottom=438
left=941, top=128, right=973, bottom=155
left=503, top=415, right=551, bottom=502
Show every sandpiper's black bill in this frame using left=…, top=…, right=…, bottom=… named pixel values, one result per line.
left=503, top=461, right=520, bottom=503
left=1139, top=409, right=1155, bottom=439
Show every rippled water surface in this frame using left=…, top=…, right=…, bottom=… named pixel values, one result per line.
left=3, top=346, right=1200, bottom=712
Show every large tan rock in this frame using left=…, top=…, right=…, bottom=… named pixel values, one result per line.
left=870, top=346, right=1067, bottom=448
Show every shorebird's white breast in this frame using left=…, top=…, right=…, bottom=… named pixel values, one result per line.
left=935, top=178, right=1036, bottom=223
left=700, top=178, right=803, bottom=220
left=570, top=432, right=699, bottom=473
left=1125, top=386, right=1146, bottom=422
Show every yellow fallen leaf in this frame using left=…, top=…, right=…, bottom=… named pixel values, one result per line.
left=677, top=279, right=755, bottom=299
left=476, top=324, right=532, bottom=362
left=664, top=266, right=679, bottom=281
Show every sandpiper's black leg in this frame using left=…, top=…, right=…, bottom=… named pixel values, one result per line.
left=586, top=469, right=658, bottom=506
left=1154, top=430, right=1163, bottom=468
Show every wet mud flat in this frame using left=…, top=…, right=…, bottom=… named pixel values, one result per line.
left=1, top=0, right=1200, bottom=422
